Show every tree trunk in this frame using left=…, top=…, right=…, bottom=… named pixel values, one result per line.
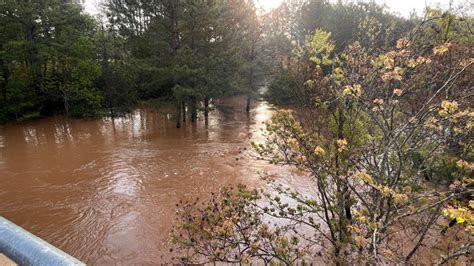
left=109, top=103, right=115, bottom=117
left=190, top=97, right=197, bottom=122
left=246, top=96, right=251, bottom=113
left=25, top=20, right=41, bottom=92
left=204, top=97, right=209, bottom=117
left=247, top=65, right=254, bottom=114
left=182, top=101, right=186, bottom=122
left=169, top=1, right=179, bottom=55
left=176, top=101, right=181, bottom=128
left=62, top=90, right=69, bottom=116
left=0, top=59, right=9, bottom=100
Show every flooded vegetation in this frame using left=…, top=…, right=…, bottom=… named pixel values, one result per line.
left=0, top=0, right=472, bottom=264
left=0, top=97, right=275, bottom=264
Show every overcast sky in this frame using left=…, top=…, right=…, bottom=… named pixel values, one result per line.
left=83, top=0, right=471, bottom=17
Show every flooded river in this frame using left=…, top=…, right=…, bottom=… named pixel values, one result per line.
left=0, top=97, right=278, bottom=264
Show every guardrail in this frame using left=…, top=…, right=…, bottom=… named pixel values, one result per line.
left=0, top=216, right=85, bottom=265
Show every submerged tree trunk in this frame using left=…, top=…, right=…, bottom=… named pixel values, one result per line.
left=204, top=97, right=209, bottom=117
left=190, top=97, right=197, bottom=122
left=246, top=96, right=251, bottom=113
left=247, top=63, right=254, bottom=114
left=109, top=104, right=115, bottom=118
left=176, top=101, right=181, bottom=128
left=182, top=101, right=186, bottom=122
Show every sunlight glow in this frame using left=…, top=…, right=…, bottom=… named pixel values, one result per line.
left=254, top=0, right=283, bottom=11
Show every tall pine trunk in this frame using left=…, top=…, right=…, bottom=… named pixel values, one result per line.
left=246, top=96, right=251, bottom=113
left=26, top=20, right=42, bottom=92
left=176, top=101, right=181, bottom=128
left=247, top=66, right=254, bottom=114
left=204, top=97, right=209, bottom=117
left=190, top=97, right=197, bottom=122
left=182, top=101, right=186, bottom=122
left=0, top=59, right=9, bottom=100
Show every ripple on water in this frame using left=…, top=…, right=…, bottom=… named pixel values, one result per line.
left=0, top=134, right=4, bottom=148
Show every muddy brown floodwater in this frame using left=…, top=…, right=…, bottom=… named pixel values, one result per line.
left=0, top=97, right=282, bottom=265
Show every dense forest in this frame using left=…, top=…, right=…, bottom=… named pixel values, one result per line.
left=0, top=0, right=417, bottom=124
left=1, top=0, right=473, bottom=264
left=0, top=0, right=266, bottom=124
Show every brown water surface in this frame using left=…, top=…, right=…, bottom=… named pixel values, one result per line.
left=0, top=97, right=276, bottom=265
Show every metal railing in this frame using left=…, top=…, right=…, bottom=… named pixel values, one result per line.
left=0, top=216, right=85, bottom=266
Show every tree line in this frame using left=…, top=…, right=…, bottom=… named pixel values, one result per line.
left=0, top=0, right=423, bottom=125
left=0, top=0, right=266, bottom=124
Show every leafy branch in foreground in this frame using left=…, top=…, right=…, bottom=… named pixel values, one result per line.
left=171, top=185, right=307, bottom=265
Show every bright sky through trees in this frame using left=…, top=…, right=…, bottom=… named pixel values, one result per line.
left=255, top=0, right=466, bottom=15
left=83, top=0, right=467, bottom=17
left=367, top=0, right=468, bottom=16
left=255, top=0, right=284, bottom=11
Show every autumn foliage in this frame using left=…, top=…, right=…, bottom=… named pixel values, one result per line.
left=173, top=3, right=473, bottom=265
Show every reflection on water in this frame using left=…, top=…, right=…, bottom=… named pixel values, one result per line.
left=0, top=97, right=276, bottom=264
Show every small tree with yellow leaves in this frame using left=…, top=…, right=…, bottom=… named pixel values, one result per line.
left=253, top=24, right=472, bottom=264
